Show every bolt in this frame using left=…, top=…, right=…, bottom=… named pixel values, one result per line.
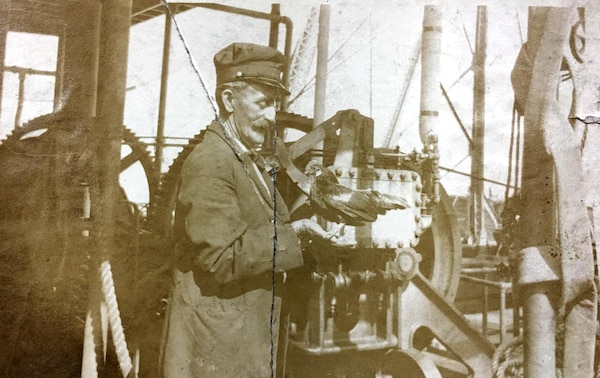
left=400, top=173, right=407, bottom=181
left=387, top=171, right=394, bottom=179
left=335, top=168, right=343, bottom=177
left=397, top=240, right=405, bottom=248
left=415, top=184, right=422, bottom=192
left=375, top=170, right=381, bottom=179
left=414, top=215, right=421, bottom=223
left=412, top=172, right=418, bottom=181
left=349, top=169, right=356, bottom=178
left=415, top=198, right=422, bottom=207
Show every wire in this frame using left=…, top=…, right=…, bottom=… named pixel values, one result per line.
left=515, top=8, right=524, bottom=46
left=289, top=9, right=374, bottom=105
left=287, top=47, right=363, bottom=107
left=440, top=165, right=516, bottom=189
left=441, top=154, right=470, bottom=179
left=458, top=10, right=474, bottom=55
left=162, top=0, right=219, bottom=117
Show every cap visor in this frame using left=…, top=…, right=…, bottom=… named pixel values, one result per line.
left=246, top=77, right=290, bottom=96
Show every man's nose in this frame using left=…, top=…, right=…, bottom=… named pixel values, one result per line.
left=263, top=105, right=276, bottom=124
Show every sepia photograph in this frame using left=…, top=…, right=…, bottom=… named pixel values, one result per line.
left=1, top=0, right=599, bottom=377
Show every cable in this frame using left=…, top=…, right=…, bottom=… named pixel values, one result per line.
left=288, top=10, right=373, bottom=105
left=162, top=0, right=219, bottom=117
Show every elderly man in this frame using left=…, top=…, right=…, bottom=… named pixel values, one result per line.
left=159, top=43, right=333, bottom=377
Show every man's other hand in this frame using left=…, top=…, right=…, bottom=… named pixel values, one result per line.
left=290, top=219, right=356, bottom=248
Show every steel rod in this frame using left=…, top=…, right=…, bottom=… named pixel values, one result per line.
left=312, top=4, right=330, bottom=163
left=471, top=6, right=487, bottom=247
left=155, top=11, right=172, bottom=178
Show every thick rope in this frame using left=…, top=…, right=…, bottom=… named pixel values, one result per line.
left=100, top=260, right=133, bottom=377
left=492, top=325, right=566, bottom=378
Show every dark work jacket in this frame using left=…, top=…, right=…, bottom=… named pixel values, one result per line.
left=160, top=120, right=303, bottom=377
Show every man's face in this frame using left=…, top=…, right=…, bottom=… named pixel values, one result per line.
left=230, top=83, right=278, bottom=149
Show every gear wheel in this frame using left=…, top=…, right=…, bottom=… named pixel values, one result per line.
left=0, top=112, right=153, bottom=376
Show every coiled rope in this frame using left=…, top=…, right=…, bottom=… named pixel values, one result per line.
left=100, top=260, right=133, bottom=377
left=492, top=325, right=564, bottom=378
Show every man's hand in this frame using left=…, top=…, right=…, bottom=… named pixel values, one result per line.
left=290, top=219, right=356, bottom=248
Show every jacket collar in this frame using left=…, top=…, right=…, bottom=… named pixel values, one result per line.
left=206, top=119, right=279, bottom=215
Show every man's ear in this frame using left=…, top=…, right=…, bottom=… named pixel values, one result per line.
left=221, top=89, right=235, bottom=113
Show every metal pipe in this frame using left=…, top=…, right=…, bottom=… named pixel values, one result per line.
left=0, top=1, right=7, bottom=123
left=53, top=31, right=66, bottom=112
left=312, top=4, right=330, bottom=163
left=192, top=2, right=285, bottom=22
left=522, top=284, right=557, bottom=378
left=82, top=0, right=132, bottom=376
left=14, top=72, right=25, bottom=128
left=155, top=12, right=172, bottom=179
left=419, top=6, right=442, bottom=204
left=268, top=4, right=280, bottom=48
left=419, top=5, right=442, bottom=144
left=63, top=2, right=101, bottom=116
left=280, top=15, right=293, bottom=111
left=471, top=6, right=487, bottom=247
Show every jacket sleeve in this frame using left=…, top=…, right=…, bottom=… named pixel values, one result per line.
left=177, top=153, right=303, bottom=284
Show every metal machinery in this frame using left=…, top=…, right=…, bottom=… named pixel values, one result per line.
left=273, top=109, right=493, bottom=377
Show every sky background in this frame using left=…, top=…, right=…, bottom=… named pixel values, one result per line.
left=123, top=0, right=543, bottom=202
left=1, top=1, right=595, bottom=205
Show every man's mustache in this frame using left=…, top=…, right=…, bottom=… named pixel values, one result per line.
left=253, top=120, right=274, bottom=129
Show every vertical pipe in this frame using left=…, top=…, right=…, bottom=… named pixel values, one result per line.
left=75, top=2, right=102, bottom=375
left=63, top=1, right=101, bottom=116
left=0, top=0, right=7, bottom=124
left=419, top=5, right=442, bottom=144
left=155, top=12, right=172, bottom=180
left=14, top=72, right=25, bottom=127
left=269, top=4, right=280, bottom=49
left=482, top=282, right=488, bottom=338
left=280, top=18, right=293, bottom=112
left=471, top=6, right=487, bottom=248
left=522, top=285, right=557, bottom=378
left=499, top=286, right=506, bottom=343
left=419, top=6, right=442, bottom=204
left=53, top=29, right=65, bottom=112
left=313, top=4, right=330, bottom=162
left=94, top=0, right=131, bottom=231
left=82, top=0, right=132, bottom=376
